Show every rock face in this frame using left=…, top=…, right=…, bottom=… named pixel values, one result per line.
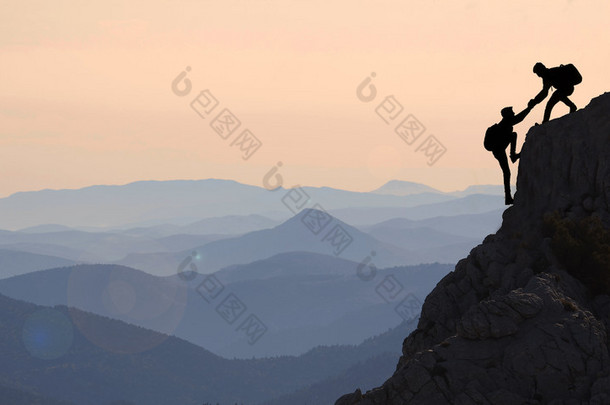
left=336, top=93, right=610, bottom=405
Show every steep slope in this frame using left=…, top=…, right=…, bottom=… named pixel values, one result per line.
left=337, top=93, right=610, bottom=404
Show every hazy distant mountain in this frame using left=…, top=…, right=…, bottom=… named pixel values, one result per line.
left=371, top=180, right=441, bottom=196
left=179, top=214, right=280, bottom=235
left=260, top=319, right=418, bottom=405
left=208, top=260, right=452, bottom=357
left=330, top=194, right=505, bottom=225
left=0, top=291, right=419, bottom=404
left=0, top=296, right=380, bottom=405
left=260, top=353, right=397, bottom=405
left=216, top=301, right=393, bottom=358
left=150, top=233, right=230, bottom=252
left=0, top=264, right=189, bottom=339
left=0, top=179, right=462, bottom=230
left=0, top=228, right=232, bottom=265
left=0, top=249, right=76, bottom=280
left=405, top=209, right=504, bottom=238
left=0, top=292, right=252, bottom=405
left=359, top=209, right=503, bottom=240
left=371, top=181, right=507, bottom=198
left=109, top=223, right=183, bottom=238
left=299, top=186, right=454, bottom=212
left=0, top=179, right=270, bottom=230
left=5, top=215, right=280, bottom=259
left=0, top=241, right=86, bottom=262
left=216, top=251, right=365, bottom=283
left=0, top=207, right=503, bottom=279
left=0, top=230, right=169, bottom=262
left=0, top=259, right=452, bottom=358
left=362, top=225, right=478, bottom=250
left=449, top=184, right=506, bottom=197
left=17, top=224, right=77, bottom=233
left=117, top=208, right=425, bottom=275
left=116, top=214, right=280, bottom=238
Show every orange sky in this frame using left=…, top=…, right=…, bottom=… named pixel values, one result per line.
left=1, top=0, right=609, bottom=197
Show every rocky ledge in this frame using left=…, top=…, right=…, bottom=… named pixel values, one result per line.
left=336, top=93, right=610, bottom=405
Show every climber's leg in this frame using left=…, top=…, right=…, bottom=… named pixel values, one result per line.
left=509, top=132, right=520, bottom=162
left=543, top=91, right=562, bottom=122
left=493, top=149, right=513, bottom=204
left=545, top=87, right=577, bottom=122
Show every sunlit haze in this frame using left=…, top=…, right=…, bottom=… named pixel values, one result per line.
left=1, top=0, right=608, bottom=196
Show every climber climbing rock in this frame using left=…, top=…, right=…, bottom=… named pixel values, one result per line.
left=484, top=103, right=534, bottom=205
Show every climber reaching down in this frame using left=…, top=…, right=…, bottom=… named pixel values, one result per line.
left=530, top=62, right=582, bottom=123
left=484, top=103, right=534, bottom=205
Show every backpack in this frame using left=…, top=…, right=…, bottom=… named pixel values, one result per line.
left=555, top=64, right=582, bottom=87
left=484, top=123, right=504, bottom=151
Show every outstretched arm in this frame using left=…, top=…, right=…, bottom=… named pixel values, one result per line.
left=531, top=82, right=551, bottom=106
left=513, top=105, right=533, bottom=124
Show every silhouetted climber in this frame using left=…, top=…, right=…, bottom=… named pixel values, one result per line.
left=484, top=103, right=534, bottom=205
left=530, top=62, right=582, bottom=123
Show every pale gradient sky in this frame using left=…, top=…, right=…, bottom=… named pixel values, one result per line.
left=1, top=0, right=609, bottom=197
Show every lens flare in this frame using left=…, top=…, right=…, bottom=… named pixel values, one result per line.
left=22, top=308, right=74, bottom=360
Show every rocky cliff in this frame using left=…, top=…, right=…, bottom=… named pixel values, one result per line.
left=336, top=93, right=610, bottom=404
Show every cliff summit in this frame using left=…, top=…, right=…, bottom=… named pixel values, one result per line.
left=337, top=92, right=610, bottom=405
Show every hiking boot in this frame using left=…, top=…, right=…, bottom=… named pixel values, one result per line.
left=510, top=153, right=520, bottom=163
left=505, top=195, right=514, bottom=205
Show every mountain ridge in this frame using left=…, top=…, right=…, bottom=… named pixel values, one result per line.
left=116, top=208, right=424, bottom=275
left=0, top=290, right=420, bottom=404
left=0, top=260, right=452, bottom=358
left=0, top=178, right=504, bottom=230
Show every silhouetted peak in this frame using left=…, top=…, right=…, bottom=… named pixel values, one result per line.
left=279, top=207, right=342, bottom=228
left=336, top=92, right=610, bottom=405
left=371, top=180, right=441, bottom=196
